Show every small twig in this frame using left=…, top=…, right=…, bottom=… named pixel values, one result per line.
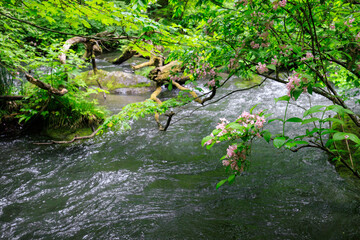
left=33, top=127, right=101, bottom=145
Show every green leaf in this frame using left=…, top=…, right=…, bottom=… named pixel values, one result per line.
left=326, top=105, right=354, bottom=117
left=267, top=64, right=276, bottom=70
left=262, top=130, right=272, bottom=143
left=228, top=174, right=236, bottom=184
left=285, top=141, right=297, bottom=148
left=275, top=95, right=290, bottom=103
left=320, top=129, right=338, bottom=135
left=268, top=118, right=284, bottom=123
left=302, top=117, right=320, bottom=125
left=226, top=122, right=245, bottom=131
left=286, top=117, right=303, bottom=123
left=333, top=132, right=360, bottom=144
left=212, top=129, right=221, bottom=136
left=250, top=104, right=259, bottom=114
left=321, top=118, right=345, bottom=125
left=303, top=105, right=325, bottom=117
left=273, top=137, right=286, bottom=148
left=307, top=85, right=313, bottom=95
left=216, top=179, right=228, bottom=189
left=292, top=89, right=302, bottom=100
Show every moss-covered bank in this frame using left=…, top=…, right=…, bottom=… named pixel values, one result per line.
left=331, top=114, right=360, bottom=179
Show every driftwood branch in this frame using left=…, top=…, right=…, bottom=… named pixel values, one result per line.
left=33, top=127, right=101, bottom=145
left=59, top=37, right=103, bottom=64
left=132, top=56, right=163, bottom=70
left=24, top=73, right=68, bottom=96
left=0, top=95, right=24, bottom=101
left=59, top=37, right=87, bottom=64
left=111, top=46, right=137, bottom=64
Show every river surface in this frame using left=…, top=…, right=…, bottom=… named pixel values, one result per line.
left=1, top=55, right=360, bottom=239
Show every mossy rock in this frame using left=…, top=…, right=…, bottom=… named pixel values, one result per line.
left=233, top=74, right=263, bottom=88
left=331, top=114, right=360, bottom=178
left=44, top=127, right=93, bottom=141
left=74, top=70, right=154, bottom=94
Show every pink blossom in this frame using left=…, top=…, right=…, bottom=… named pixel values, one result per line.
left=306, top=52, right=313, bottom=58
left=273, top=0, right=286, bottom=10
left=240, top=111, right=251, bottom=119
left=344, top=19, right=354, bottom=27
left=271, top=55, right=279, bottom=65
left=216, top=122, right=226, bottom=130
left=220, top=118, right=229, bottom=124
left=207, top=19, right=213, bottom=24
left=279, top=0, right=287, bottom=7
left=222, top=160, right=230, bottom=166
left=204, top=139, right=212, bottom=146
left=250, top=41, right=260, bottom=49
left=301, top=52, right=314, bottom=61
left=226, top=145, right=237, bottom=158
left=344, top=135, right=349, bottom=139
left=330, top=24, right=335, bottom=30
left=356, top=32, right=360, bottom=41
left=256, top=62, right=269, bottom=74
left=230, top=161, right=240, bottom=171
left=208, top=79, right=216, bottom=87
left=286, top=71, right=302, bottom=96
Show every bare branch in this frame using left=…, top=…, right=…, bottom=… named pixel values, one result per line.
left=24, top=73, right=68, bottom=96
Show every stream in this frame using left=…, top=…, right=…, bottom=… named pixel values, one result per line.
left=1, top=53, right=360, bottom=239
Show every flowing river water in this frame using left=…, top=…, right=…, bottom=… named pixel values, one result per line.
left=1, top=54, right=360, bottom=239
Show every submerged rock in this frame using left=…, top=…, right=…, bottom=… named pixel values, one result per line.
left=43, top=127, right=94, bottom=141
left=75, top=70, right=155, bottom=94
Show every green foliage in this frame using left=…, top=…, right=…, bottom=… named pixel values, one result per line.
left=1, top=0, right=360, bottom=183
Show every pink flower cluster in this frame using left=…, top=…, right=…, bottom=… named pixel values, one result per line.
left=237, top=111, right=266, bottom=130
left=330, top=24, right=335, bottom=30
left=235, top=0, right=248, bottom=6
left=279, top=45, right=293, bottom=56
left=228, top=58, right=237, bottom=69
left=261, top=42, right=270, bottom=48
left=251, top=11, right=264, bottom=17
left=216, top=118, right=230, bottom=137
left=251, top=40, right=269, bottom=49
left=222, top=144, right=246, bottom=172
left=258, top=31, right=269, bottom=40
left=301, top=52, right=314, bottom=61
left=265, top=20, right=274, bottom=30
left=344, top=18, right=355, bottom=27
left=250, top=41, right=260, bottom=49
left=286, top=71, right=308, bottom=96
left=188, top=62, right=217, bottom=88
left=273, top=0, right=287, bottom=10
left=208, top=79, right=216, bottom=87
left=271, top=55, right=280, bottom=66
left=169, top=74, right=182, bottom=82
left=256, top=62, right=269, bottom=74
